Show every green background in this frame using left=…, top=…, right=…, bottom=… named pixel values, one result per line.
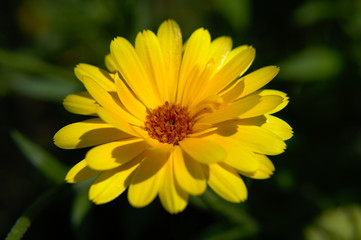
left=1, top=0, right=361, bottom=239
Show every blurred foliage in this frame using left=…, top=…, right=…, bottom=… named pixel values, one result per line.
left=1, top=0, right=361, bottom=239
left=305, top=205, right=361, bottom=240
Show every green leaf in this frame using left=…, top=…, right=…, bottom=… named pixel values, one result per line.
left=293, top=2, right=338, bottom=26
left=8, top=73, right=80, bottom=102
left=71, top=180, right=93, bottom=228
left=0, top=49, right=74, bottom=80
left=212, top=0, right=251, bottom=31
left=6, top=185, right=70, bottom=240
left=191, top=189, right=258, bottom=239
left=6, top=217, right=31, bottom=240
left=305, top=205, right=361, bottom=240
left=11, top=130, right=68, bottom=184
left=278, top=46, right=343, bottom=82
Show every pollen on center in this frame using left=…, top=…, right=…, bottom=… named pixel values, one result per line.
left=144, top=101, right=194, bottom=145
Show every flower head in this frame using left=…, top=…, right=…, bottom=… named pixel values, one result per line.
left=54, top=20, right=293, bottom=214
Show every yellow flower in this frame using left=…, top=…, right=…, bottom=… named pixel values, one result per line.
left=54, top=19, right=293, bottom=214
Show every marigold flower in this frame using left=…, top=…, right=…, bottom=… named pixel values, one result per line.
left=54, top=19, right=293, bottom=214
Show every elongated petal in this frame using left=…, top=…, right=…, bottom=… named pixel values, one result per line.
left=97, top=107, right=135, bottom=136
left=104, top=54, right=117, bottom=72
left=207, top=163, right=247, bottom=202
left=224, top=45, right=249, bottom=65
left=82, top=75, right=143, bottom=126
left=238, top=66, right=280, bottom=98
left=234, top=125, right=286, bottom=155
left=177, top=28, right=211, bottom=103
left=128, top=150, right=169, bottom=208
left=74, top=63, right=116, bottom=91
left=65, top=160, right=99, bottom=183
left=136, top=30, right=166, bottom=101
left=89, top=158, right=141, bottom=204
left=63, top=91, right=98, bottom=116
left=172, top=146, right=206, bottom=195
left=238, top=95, right=284, bottom=119
left=54, top=118, right=132, bottom=149
left=258, top=90, right=289, bottom=114
left=198, top=94, right=260, bottom=124
left=179, top=137, right=226, bottom=164
left=85, top=138, right=146, bottom=171
left=114, top=73, right=147, bottom=121
left=157, top=19, right=182, bottom=102
left=204, top=134, right=260, bottom=172
left=238, top=154, right=275, bottom=179
left=182, top=62, right=213, bottom=106
left=110, top=37, right=161, bottom=108
left=207, top=36, right=233, bottom=72
left=158, top=155, right=189, bottom=214
left=205, top=47, right=255, bottom=97
left=262, top=115, right=293, bottom=140
left=220, top=66, right=280, bottom=103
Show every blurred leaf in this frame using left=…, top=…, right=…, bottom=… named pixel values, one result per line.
left=7, top=73, right=80, bottom=102
left=6, top=185, right=70, bottom=240
left=275, top=168, right=295, bottom=191
left=201, top=225, right=254, bottom=240
left=11, top=130, right=67, bottom=184
left=0, top=49, right=74, bottom=80
left=192, top=189, right=258, bottom=239
left=293, top=1, right=338, bottom=26
left=212, top=0, right=251, bottom=31
left=6, top=216, right=30, bottom=240
left=305, top=205, right=361, bottom=240
left=71, top=179, right=93, bottom=229
left=0, top=73, right=10, bottom=98
left=278, top=46, right=343, bottom=82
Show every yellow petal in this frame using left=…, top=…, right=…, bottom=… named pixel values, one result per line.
left=89, top=157, right=141, bottom=204
left=262, top=115, right=293, bottom=140
left=219, top=80, right=245, bottom=103
left=54, top=118, right=132, bottom=149
left=204, top=134, right=260, bottom=172
left=205, top=47, right=255, bottom=97
left=85, top=138, right=147, bottom=171
left=97, top=107, right=135, bottom=136
left=239, top=154, right=275, bottom=179
left=238, top=94, right=284, bottom=119
left=65, top=160, right=99, bottom=183
left=182, top=61, right=213, bottom=106
left=128, top=150, right=169, bottom=208
left=207, top=163, right=247, bottom=202
left=135, top=30, right=166, bottom=102
left=63, top=91, right=98, bottom=116
left=104, top=54, right=117, bottom=72
left=177, top=28, right=211, bottom=103
left=179, top=137, right=226, bottom=164
left=238, top=66, right=280, bottom=98
left=258, top=89, right=289, bottom=114
left=224, top=45, right=250, bottom=65
left=198, top=93, right=260, bottom=124
left=234, top=125, right=286, bottom=155
left=82, top=75, right=143, bottom=126
left=114, top=73, right=147, bottom=121
left=74, top=63, right=116, bottom=91
left=110, top=37, right=161, bottom=108
left=207, top=36, right=233, bottom=72
left=220, top=66, right=280, bottom=103
left=158, top=155, right=189, bottom=214
left=172, top=146, right=206, bottom=195
left=157, top=19, right=182, bottom=102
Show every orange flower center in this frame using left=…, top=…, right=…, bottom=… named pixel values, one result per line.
left=145, top=101, right=194, bottom=145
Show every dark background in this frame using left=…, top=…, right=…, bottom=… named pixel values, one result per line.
left=1, top=0, right=361, bottom=239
